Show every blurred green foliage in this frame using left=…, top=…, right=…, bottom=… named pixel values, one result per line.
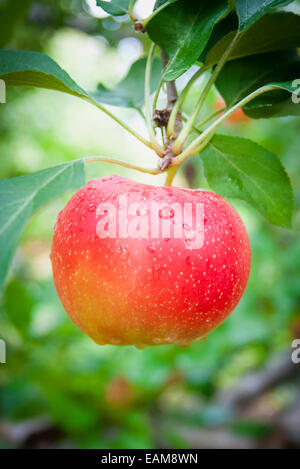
left=0, top=0, right=299, bottom=449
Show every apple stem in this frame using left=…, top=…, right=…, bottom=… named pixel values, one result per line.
left=164, top=166, right=178, bottom=186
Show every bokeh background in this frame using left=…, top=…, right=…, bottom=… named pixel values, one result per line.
left=0, top=0, right=300, bottom=449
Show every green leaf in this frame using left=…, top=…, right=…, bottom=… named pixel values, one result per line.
left=215, top=51, right=296, bottom=107
left=93, top=57, right=161, bottom=108
left=215, top=51, right=300, bottom=117
left=147, top=0, right=229, bottom=81
left=242, top=70, right=300, bottom=119
left=199, top=12, right=239, bottom=63
left=200, top=134, right=293, bottom=227
left=0, top=49, right=163, bottom=119
left=0, top=160, right=85, bottom=291
left=235, top=0, right=293, bottom=31
left=205, top=12, right=300, bottom=67
left=244, top=94, right=300, bottom=118
left=0, top=48, right=137, bottom=116
left=0, top=0, right=31, bottom=47
left=0, top=49, right=88, bottom=99
left=245, top=79, right=300, bottom=118
left=154, top=0, right=178, bottom=8
left=96, top=0, right=130, bottom=16
left=4, top=280, right=34, bottom=332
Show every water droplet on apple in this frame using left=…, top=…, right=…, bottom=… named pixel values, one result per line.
left=88, top=204, right=96, bottom=213
left=116, top=245, right=129, bottom=258
left=185, top=256, right=192, bottom=266
left=152, top=264, right=162, bottom=280
left=159, top=207, right=175, bottom=219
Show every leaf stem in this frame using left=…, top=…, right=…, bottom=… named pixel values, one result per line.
left=196, top=107, right=225, bottom=129
left=167, top=64, right=208, bottom=138
left=172, top=32, right=239, bottom=154
left=160, top=127, right=165, bottom=146
left=173, top=84, right=279, bottom=165
left=84, top=156, right=160, bottom=175
left=145, top=44, right=164, bottom=156
left=85, top=97, right=153, bottom=150
left=128, top=0, right=137, bottom=21
left=136, top=107, right=146, bottom=121
left=152, top=74, right=164, bottom=115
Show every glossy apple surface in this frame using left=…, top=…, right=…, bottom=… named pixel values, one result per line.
left=51, top=175, right=251, bottom=348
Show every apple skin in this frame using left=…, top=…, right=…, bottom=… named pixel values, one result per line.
left=51, top=175, right=251, bottom=348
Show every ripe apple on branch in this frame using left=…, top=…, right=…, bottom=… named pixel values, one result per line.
left=51, top=176, right=251, bottom=348
left=0, top=0, right=298, bottom=348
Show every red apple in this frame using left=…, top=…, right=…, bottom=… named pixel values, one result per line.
left=51, top=175, right=251, bottom=348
